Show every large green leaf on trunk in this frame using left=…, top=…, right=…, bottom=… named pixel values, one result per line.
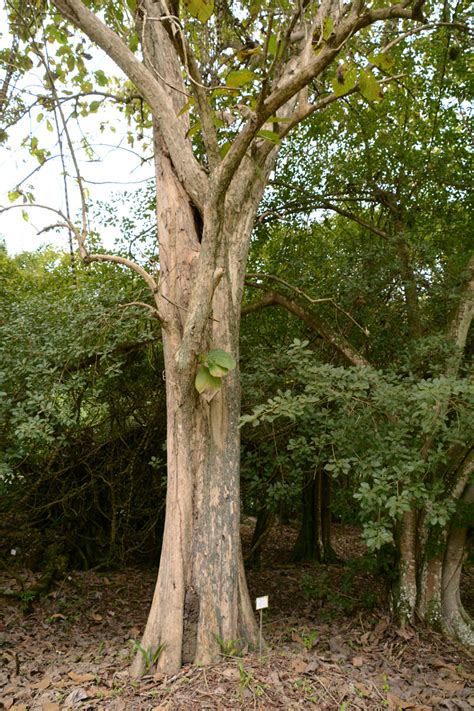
left=207, top=349, right=236, bottom=376
left=195, top=365, right=222, bottom=393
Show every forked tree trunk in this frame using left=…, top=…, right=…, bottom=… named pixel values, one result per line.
left=441, top=483, right=474, bottom=646
left=130, top=122, right=277, bottom=673
left=391, top=256, right=473, bottom=636
left=392, top=454, right=474, bottom=648
left=45, top=0, right=454, bottom=672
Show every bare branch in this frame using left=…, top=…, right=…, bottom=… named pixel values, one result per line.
left=51, top=0, right=208, bottom=211
left=242, top=288, right=371, bottom=368
left=246, top=274, right=370, bottom=336
left=0, top=203, right=166, bottom=323
left=119, top=301, right=161, bottom=319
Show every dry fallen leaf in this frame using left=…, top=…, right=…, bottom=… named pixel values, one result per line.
left=436, top=678, right=465, bottom=692
left=1, top=698, right=14, bottom=710
left=41, top=703, right=61, bottom=711
left=351, top=656, right=365, bottom=667
left=355, top=682, right=371, bottom=696
left=67, top=671, right=95, bottom=683
left=30, top=675, right=52, bottom=690
left=291, top=657, right=308, bottom=674
left=221, top=667, right=240, bottom=680
left=387, top=692, right=416, bottom=709
left=395, top=627, right=414, bottom=640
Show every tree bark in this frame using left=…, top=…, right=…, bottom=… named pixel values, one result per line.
left=292, top=468, right=338, bottom=563
left=246, top=508, right=275, bottom=570
left=441, top=482, right=474, bottom=646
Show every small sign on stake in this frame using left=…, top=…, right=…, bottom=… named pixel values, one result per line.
left=256, top=596, right=269, bottom=656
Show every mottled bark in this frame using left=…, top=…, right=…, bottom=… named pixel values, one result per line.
left=392, top=509, right=418, bottom=625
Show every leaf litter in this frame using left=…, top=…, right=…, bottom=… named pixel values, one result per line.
left=1, top=523, right=472, bottom=710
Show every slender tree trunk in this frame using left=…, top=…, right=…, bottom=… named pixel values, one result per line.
left=441, top=483, right=474, bottom=646
left=392, top=509, right=418, bottom=626
left=292, top=468, right=337, bottom=563
left=394, top=235, right=422, bottom=340
left=246, top=508, right=275, bottom=570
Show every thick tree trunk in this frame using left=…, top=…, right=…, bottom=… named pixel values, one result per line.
left=130, top=110, right=278, bottom=672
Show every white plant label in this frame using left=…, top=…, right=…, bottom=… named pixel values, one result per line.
left=256, top=595, right=269, bottom=610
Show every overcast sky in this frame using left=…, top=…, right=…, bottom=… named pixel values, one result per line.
left=0, top=9, right=155, bottom=255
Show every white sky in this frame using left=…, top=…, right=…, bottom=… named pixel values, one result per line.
left=0, top=9, right=155, bottom=255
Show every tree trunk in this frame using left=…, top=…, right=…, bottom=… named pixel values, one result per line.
left=130, top=112, right=279, bottom=672
left=441, top=483, right=474, bottom=646
left=246, top=508, right=275, bottom=570
left=392, top=509, right=418, bottom=626
left=292, top=468, right=338, bottom=563
left=393, top=454, right=474, bottom=648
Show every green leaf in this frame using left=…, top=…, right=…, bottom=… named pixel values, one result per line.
left=94, top=69, right=108, bottom=87
left=331, top=65, right=357, bottom=97
left=177, top=98, right=194, bottom=117
left=219, top=141, right=232, bottom=158
left=45, top=119, right=54, bottom=132
left=322, top=17, right=334, bottom=41
left=257, top=129, right=281, bottom=145
left=21, top=210, right=29, bottom=222
left=186, top=121, right=201, bottom=138
left=268, top=33, right=283, bottom=58
left=208, top=363, right=229, bottom=377
left=359, top=69, right=383, bottom=102
left=369, top=52, right=394, bottom=72
left=207, top=349, right=236, bottom=372
left=8, top=190, right=21, bottom=202
left=195, top=365, right=222, bottom=394
left=89, top=101, right=101, bottom=112
left=128, top=33, right=139, bottom=52
left=226, top=69, right=256, bottom=88
left=183, top=0, right=214, bottom=23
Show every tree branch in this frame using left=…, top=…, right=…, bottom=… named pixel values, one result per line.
left=51, top=0, right=208, bottom=211
left=0, top=203, right=168, bottom=324
left=242, top=287, right=371, bottom=368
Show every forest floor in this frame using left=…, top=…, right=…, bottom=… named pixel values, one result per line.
left=1, top=522, right=473, bottom=711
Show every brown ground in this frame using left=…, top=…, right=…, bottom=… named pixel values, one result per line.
left=1, top=523, right=473, bottom=710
